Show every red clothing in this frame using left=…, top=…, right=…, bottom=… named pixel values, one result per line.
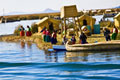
left=52, top=32, right=57, bottom=38
left=20, top=31, right=25, bottom=36
left=46, top=30, right=51, bottom=36
left=43, top=30, right=46, bottom=35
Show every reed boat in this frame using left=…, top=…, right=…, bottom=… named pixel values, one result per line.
left=66, top=41, right=120, bottom=52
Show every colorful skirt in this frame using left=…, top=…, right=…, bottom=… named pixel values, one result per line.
left=20, top=31, right=25, bottom=36
left=51, top=37, right=57, bottom=44
left=26, top=31, right=32, bottom=36
left=111, top=33, right=117, bottom=40
left=45, top=35, right=51, bottom=42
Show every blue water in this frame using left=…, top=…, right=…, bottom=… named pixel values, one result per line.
left=0, top=42, right=120, bottom=80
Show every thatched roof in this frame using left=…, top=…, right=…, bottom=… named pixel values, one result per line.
left=36, top=17, right=61, bottom=26
left=36, top=17, right=61, bottom=30
left=60, top=5, right=78, bottom=18
left=78, top=14, right=96, bottom=21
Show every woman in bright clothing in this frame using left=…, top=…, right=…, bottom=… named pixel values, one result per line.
left=111, top=26, right=118, bottom=40
left=26, top=25, right=32, bottom=36
left=19, top=26, right=25, bottom=36
left=45, top=29, right=51, bottom=42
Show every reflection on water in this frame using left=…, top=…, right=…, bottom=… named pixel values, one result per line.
left=44, top=50, right=58, bottom=62
left=20, top=41, right=32, bottom=49
left=20, top=41, right=25, bottom=48
left=65, top=51, right=120, bottom=62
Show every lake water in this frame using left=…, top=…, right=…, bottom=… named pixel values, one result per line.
left=0, top=19, right=120, bottom=80
left=0, top=41, right=120, bottom=80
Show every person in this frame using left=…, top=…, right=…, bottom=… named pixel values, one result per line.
left=42, top=29, right=46, bottom=42
left=79, top=32, right=87, bottom=44
left=19, top=26, right=25, bottom=36
left=62, top=35, right=68, bottom=45
left=103, top=27, right=111, bottom=41
left=26, top=25, right=32, bottom=36
left=71, top=35, right=76, bottom=44
left=51, top=31, right=57, bottom=44
left=111, top=26, right=118, bottom=40
left=45, top=29, right=51, bottom=42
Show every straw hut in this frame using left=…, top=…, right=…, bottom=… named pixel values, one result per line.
left=60, top=5, right=79, bottom=36
left=36, top=17, right=61, bottom=32
left=77, top=14, right=96, bottom=32
left=114, top=13, right=120, bottom=27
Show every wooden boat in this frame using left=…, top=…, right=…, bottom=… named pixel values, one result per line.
left=52, top=45, right=66, bottom=51
left=66, top=41, right=120, bottom=52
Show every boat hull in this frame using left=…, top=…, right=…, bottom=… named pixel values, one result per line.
left=66, top=41, right=120, bottom=52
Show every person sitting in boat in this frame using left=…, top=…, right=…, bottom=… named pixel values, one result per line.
left=62, top=35, right=68, bottom=45
left=111, top=26, right=118, bottom=40
left=79, top=32, right=88, bottom=44
left=26, top=25, right=32, bottom=36
left=51, top=31, right=57, bottom=44
left=71, top=35, right=76, bottom=44
left=45, top=29, right=51, bottom=42
left=19, top=26, right=25, bottom=36
left=103, top=27, right=111, bottom=41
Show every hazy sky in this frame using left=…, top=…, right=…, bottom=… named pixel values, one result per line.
left=0, top=0, right=120, bottom=14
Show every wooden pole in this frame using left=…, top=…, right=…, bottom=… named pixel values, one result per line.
left=61, top=20, right=63, bottom=37
left=63, top=18, right=67, bottom=36
left=73, top=17, right=79, bottom=37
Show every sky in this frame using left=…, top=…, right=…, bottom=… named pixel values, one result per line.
left=0, top=0, right=120, bottom=15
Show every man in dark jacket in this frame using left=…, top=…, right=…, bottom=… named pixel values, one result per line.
left=103, top=28, right=111, bottom=41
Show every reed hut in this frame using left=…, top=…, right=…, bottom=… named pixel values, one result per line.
left=36, top=17, right=61, bottom=32
left=114, top=13, right=120, bottom=27
left=77, top=14, right=96, bottom=32
left=60, top=5, right=79, bottom=36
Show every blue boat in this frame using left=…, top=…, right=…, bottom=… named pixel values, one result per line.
left=52, top=45, right=66, bottom=51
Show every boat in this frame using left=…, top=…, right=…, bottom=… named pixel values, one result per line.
left=66, top=41, right=120, bottom=52
left=52, top=45, right=66, bottom=51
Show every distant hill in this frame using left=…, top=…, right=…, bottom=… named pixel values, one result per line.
left=114, top=5, right=120, bottom=8
left=42, top=8, right=59, bottom=13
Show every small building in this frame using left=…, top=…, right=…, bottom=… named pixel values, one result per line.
left=114, top=13, right=120, bottom=27
left=36, top=17, right=61, bottom=33
left=77, top=14, right=96, bottom=32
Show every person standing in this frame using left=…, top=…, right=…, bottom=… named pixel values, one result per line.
left=26, top=25, right=32, bottom=36
left=111, top=26, right=118, bottom=40
left=45, top=29, right=51, bottom=42
left=103, top=28, right=111, bottom=41
left=79, top=32, right=87, bottom=44
left=51, top=31, right=57, bottom=44
left=19, top=26, right=25, bottom=36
